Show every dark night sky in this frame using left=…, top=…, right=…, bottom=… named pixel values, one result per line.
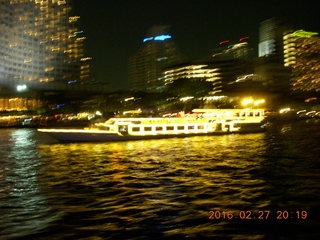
left=74, top=0, right=320, bottom=91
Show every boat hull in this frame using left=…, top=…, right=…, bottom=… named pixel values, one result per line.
left=43, top=131, right=126, bottom=142
left=39, top=126, right=265, bottom=143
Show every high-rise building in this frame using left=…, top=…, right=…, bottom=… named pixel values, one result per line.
left=258, top=18, right=289, bottom=61
left=283, top=29, right=320, bottom=92
left=164, top=57, right=258, bottom=97
left=210, top=37, right=259, bottom=95
left=256, top=18, right=291, bottom=93
left=0, top=0, right=91, bottom=111
left=164, top=63, right=220, bottom=84
left=0, top=0, right=90, bottom=85
left=128, top=25, right=183, bottom=92
left=212, top=37, right=253, bottom=60
left=164, top=62, right=222, bottom=95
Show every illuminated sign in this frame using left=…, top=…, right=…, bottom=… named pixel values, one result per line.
left=143, top=35, right=172, bottom=42
left=291, top=30, right=318, bottom=38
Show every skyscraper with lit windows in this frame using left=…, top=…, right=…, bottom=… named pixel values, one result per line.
left=258, top=18, right=288, bottom=61
left=256, top=18, right=291, bottom=92
left=0, top=0, right=90, bottom=85
left=0, top=0, right=90, bottom=111
left=283, top=30, right=320, bottom=92
left=212, top=37, right=253, bottom=60
left=128, top=25, right=183, bottom=91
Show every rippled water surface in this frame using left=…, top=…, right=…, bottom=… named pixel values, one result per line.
left=1, top=121, right=320, bottom=240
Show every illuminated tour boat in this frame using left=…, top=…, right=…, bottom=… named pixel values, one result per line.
left=38, top=109, right=266, bottom=142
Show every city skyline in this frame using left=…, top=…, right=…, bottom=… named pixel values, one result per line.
left=74, top=0, right=320, bottom=91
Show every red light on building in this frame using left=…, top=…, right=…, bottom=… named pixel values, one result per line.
left=219, top=40, right=230, bottom=45
left=239, top=36, right=250, bottom=41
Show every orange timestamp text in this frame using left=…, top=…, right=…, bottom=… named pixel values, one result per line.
left=208, top=210, right=308, bottom=220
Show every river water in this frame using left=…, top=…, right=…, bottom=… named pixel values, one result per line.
left=0, top=121, right=320, bottom=240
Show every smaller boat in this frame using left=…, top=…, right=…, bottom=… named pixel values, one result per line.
left=38, top=109, right=266, bottom=142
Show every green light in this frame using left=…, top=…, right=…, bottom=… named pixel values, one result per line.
left=291, top=30, right=318, bottom=38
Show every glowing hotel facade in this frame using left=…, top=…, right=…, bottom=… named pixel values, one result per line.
left=0, top=0, right=90, bottom=111
left=283, top=30, right=320, bottom=92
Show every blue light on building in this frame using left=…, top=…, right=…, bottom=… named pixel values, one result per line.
left=143, top=35, right=172, bottom=43
left=143, top=37, right=154, bottom=42
left=68, top=80, right=77, bottom=84
left=154, top=35, right=172, bottom=41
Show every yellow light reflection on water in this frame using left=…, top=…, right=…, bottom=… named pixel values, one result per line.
left=38, top=134, right=268, bottom=198
left=36, top=134, right=270, bottom=238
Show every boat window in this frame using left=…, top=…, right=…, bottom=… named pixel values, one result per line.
left=132, top=127, right=140, bottom=132
left=235, top=113, right=240, bottom=117
left=177, top=126, right=184, bottom=130
left=188, top=125, right=194, bottom=130
left=249, top=112, right=254, bottom=117
left=118, top=125, right=128, bottom=133
left=144, top=127, right=152, bottom=131
left=255, top=112, right=260, bottom=116
left=166, top=126, right=174, bottom=131
left=156, top=126, right=163, bottom=131
left=198, top=125, right=204, bottom=129
left=241, top=112, right=246, bottom=117
left=132, top=121, right=141, bottom=124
